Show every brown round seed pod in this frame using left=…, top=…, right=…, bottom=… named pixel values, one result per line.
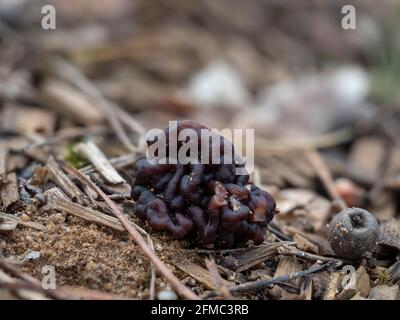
left=327, top=207, right=378, bottom=260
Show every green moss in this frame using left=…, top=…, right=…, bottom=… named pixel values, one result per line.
left=369, top=48, right=400, bottom=103
left=368, top=14, right=400, bottom=104
left=63, top=143, right=87, bottom=168
left=375, top=270, right=392, bottom=286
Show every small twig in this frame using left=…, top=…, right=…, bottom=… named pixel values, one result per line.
left=0, top=258, right=63, bottom=300
left=177, top=241, right=295, bottom=254
left=205, top=259, right=233, bottom=299
left=0, top=212, right=47, bottom=231
left=204, top=260, right=342, bottom=298
left=149, top=264, right=156, bottom=300
left=89, top=173, right=119, bottom=194
left=46, top=156, right=86, bottom=204
left=0, top=278, right=131, bottom=300
left=305, top=149, right=347, bottom=211
left=45, top=188, right=125, bottom=232
left=0, top=268, right=48, bottom=300
left=0, top=278, right=49, bottom=299
left=0, top=260, right=131, bottom=300
left=277, top=244, right=340, bottom=263
left=61, top=161, right=198, bottom=300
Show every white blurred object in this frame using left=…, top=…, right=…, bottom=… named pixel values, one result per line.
left=157, top=289, right=178, bottom=300
left=328, top=66, right=370, bottom=107
left=185, top=61, right=251, bottom=109
left=233, top=65, right=374, bottom=138
left=22, top=250, right=41, bottom=262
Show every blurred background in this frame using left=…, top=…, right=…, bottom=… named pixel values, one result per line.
left=1, top=0, right=400, bottom=134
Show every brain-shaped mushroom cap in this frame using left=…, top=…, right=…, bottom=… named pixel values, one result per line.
left=131, top=120, right=277, bottom=248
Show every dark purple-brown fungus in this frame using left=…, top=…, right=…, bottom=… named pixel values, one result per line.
left=131, top=120, right=277, bottom=248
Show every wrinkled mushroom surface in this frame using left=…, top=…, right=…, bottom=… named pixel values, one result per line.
left=131, top=120, right=276, bottom=248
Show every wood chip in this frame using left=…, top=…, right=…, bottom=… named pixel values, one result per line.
left=377, top=219, right=400, bottom=251
left=293, top=234, right=319, bottom=254
left=354, top=266, right=371, bottom=297
left=283, top=225, right=335, bottom=256
left=323, top=272, right=341, bottom=300
left=0, top=212, right=47, bottom=231
left=311, top=271, right=329, bottom=299
left=270, top=256, right=302, bottom=299
left=234, top=242, right=292, bottom=272
left=348, top=137, right=386, bottom=182
left=176, top=261, right=233, bottom=290
left=30, top=166, right=49, bottom=186
left=75, top=141, right=125, bottom=184
left=45, top=188, right=124, bottom=232
left=300, top=277, right=313, bottom=300
left=46, top=156, right=86, bottom=203
left=368, top=285, right=400, bottom=300
left=0, top=172, right=19, bottom=210
left=387, top=261, right=400, bottom=285
left=335, top=266, right=370, bottom=300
